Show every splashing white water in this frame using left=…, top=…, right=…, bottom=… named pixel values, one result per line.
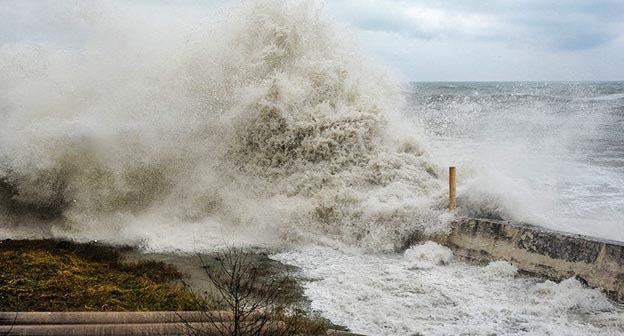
left=403, top=241, right=453, bottom=269
left=410, top=82, right=624, bottom=241
left=1, top=0, right=620, bottom=249
left=0, top=0, right=450, bottom=251
left=1, top=2, right=622, bottom=334
left=273, top=244, right=624, bottom=336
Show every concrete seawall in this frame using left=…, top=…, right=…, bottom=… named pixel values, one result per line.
left=433, top=218, right=624, bottom=302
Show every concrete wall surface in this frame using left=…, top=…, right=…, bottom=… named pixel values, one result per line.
left=434, top=218, right=624, bottom=302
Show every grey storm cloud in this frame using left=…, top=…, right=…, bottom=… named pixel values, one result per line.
left=328, top=0, right=624, bottom=51
left=1, top=0, right=622, bottom=80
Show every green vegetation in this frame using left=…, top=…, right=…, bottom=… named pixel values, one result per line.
left=0, top=239, right=201, bottom=311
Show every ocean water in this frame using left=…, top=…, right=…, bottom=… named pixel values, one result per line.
left=1, top=1, right=621, bottom=248
left=410, top=82, right=624, bottom=241
left=270, top=83, right=624, bottom=336
left=0, top=0, right=449, bottom=250
left=0, top=1, right=623, bottom=335
left=273, top=243, right=624, bottom=336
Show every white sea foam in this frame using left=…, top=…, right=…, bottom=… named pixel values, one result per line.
left=2, top=0, right=619, bottom=249
left=273, top=245, right=624, bottom=336
left=403, top=241, right=453, bottom=269
left=480, top=260, right=518, bottom=279
left=413, top=81, right=624, bottom=242
left=0, top=0, right=450, bottom=251
left=1, top=2, right=622, bottom=334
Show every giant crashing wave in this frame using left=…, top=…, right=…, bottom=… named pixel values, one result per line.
left=0, top=0, right=450, bottom=251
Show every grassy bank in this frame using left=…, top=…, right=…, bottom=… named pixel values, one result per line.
left=0, top=239, right=340, bottom=335
left=0, top=239, right=341, bottom=335
left=0, top=239, right=201, bottom=311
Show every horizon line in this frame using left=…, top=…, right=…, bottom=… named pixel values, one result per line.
left=408, top=80, right=624, bottom=83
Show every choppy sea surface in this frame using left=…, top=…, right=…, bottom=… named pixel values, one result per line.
left=1, top=2, right=622, bottom=334
left=274, top=82, right=624, bottom=336
left=410, top=82, right=624, bottom=241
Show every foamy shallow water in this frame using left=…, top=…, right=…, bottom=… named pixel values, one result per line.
left=273, top=242, right=624, bottom=336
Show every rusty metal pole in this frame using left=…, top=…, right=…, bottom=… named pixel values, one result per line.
left=449, top=167, right=456, bottom=210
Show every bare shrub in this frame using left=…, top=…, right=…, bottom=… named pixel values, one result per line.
left=180, top=247, right=333, bottom=336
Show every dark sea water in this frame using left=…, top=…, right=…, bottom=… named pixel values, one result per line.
left=408, top=82, right=624, bottom=240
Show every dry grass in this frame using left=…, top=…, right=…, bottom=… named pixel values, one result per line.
left=0, top=239, right=342, bottom=335
left=0, top=239, right=202, bottom=311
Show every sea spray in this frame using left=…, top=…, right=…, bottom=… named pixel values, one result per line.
left=411, top=81, right=624, bottom=241
left=273, top=246, right=624, bottom=335
left=0, top=0, right=449, bottom=251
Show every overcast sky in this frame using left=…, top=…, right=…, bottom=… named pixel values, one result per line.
left=327, top=0, right=624, bottom=81
left=1, top=0, right=623, bottom=81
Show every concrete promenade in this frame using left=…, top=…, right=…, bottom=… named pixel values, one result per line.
left=0, top=311, right=363, bottom=336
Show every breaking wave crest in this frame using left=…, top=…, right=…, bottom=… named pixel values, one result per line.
left=0, top=0, right=450, bottom=251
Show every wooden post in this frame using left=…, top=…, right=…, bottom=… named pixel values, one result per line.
left=449, top=167, right=456, bottom=210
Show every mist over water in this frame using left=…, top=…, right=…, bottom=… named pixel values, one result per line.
left=2, top=1, right=623, bottom=334
left=411, top=82, right=624, bottom=241
left=1, top=1, right=622, bottom=250
left=0, top=0, right=450, bottom=251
